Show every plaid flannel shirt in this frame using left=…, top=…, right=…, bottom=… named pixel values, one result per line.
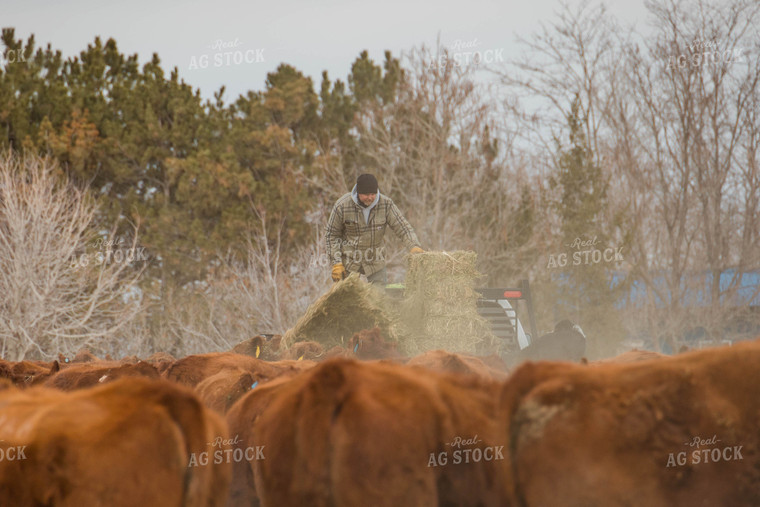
left=326, top=192, right=421, bottom=277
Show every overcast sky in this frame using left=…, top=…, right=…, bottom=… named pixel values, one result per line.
left=4, top=0, right=651, bottom=102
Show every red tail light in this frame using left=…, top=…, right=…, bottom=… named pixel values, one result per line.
left=503, top=291, right=522, bottom=299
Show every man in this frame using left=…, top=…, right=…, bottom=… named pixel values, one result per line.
left=521, top=319, right=587, bottom=362
left=326, top=173, right=424, bottom=285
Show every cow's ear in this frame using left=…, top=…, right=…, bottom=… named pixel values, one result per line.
left=50, top=360, right=60, bottom=373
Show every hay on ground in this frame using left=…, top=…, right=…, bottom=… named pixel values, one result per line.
left=281, top=273, right=398, bottom=351
left=399, top=250, right=496, bottom=356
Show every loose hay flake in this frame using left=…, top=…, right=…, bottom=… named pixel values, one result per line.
left=281, top=273, right=399, bottom=351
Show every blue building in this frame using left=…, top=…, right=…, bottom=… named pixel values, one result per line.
left=611, top=269, right=760, bottom=350
left=612, top=268, right=760, bottom=309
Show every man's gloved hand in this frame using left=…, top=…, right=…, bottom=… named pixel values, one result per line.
left=331, top=263, right=347, bottom=282
left=410, top=246, right=425, bottom=254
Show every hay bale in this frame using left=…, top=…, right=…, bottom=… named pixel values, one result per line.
left=281, top=273, right=399, bottom=350
left=399, top=250, right=496, bottom=356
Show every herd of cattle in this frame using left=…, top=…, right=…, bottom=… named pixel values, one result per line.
left=0, top=328, right=758, bottom=506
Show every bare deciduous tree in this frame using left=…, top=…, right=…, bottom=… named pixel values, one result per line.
left=351, top=44, right=543, bottom=286
left=0, top=152, right=144, bottom=360
left=163, top=206, right=331, bottom=356
left=491, top=0, right=760, bottom=353
left=609, top=0, right=760, bottom=350
left=497, top=0, right=625, bottom=167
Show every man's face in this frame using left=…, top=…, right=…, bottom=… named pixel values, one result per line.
left=358, top=193, right=376, bottom=206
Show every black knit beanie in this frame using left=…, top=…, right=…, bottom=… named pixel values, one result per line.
left=356, top=173, right=378, bottom=194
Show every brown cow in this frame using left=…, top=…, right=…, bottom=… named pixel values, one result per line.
left=267, top=335, right=283, bottom=358
left=225, top=375, right=295, bottom=505
left=196, top=368, right=257, bottom=414
left=324, top=345, right=353, bottom=359
left=347, top=327, right=404, bottom=360
left=226, top=358, right=508, bottom=506
left=58, top=349, right=100, bottom=364
left=0, top=359, right=60, bottom=387
left=319, top=328, right=404, bottom=362
left=0, top=377, right=231, bottom=507
left=279, top=341, right=326, bottom=361
left=72, top=348, right=100, bottom=363
left=227, top=339, right=760, bottom=506
left=166, top=352, right=314, bottom=388
left=145, top=351, right=177, bottom=374
left=407, top=349, right=508, bottom=380
left=230, top=335, right=282, bottom=361
left=167, top=352, right=315, bottom=418
left=479, top=353, right=510, bottom=372
left=597, top=348, right=667, bottom=364
left=502, top=340, right=760, bottom=506
left=146, top=351, right=176, bottom=362
left=44, top=360, right=159, bottom=391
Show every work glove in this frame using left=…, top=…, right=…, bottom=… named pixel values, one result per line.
left=331, top=262, right=347, bottom=282
left=410, top=246, right=425, bottom=254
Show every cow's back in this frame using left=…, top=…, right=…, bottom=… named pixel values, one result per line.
left=502, top=341, right=760, bottom=506
left=227, top=358, right=508, bottom=507
left=0, top=377, right=231, bottom=507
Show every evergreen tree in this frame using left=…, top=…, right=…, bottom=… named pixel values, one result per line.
left=550, top=96, right=623, bottom=358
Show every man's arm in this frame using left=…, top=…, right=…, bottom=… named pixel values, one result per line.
left=386, top=201, right=421, bottom=250
left=325, top=202, right=345, bottom=265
